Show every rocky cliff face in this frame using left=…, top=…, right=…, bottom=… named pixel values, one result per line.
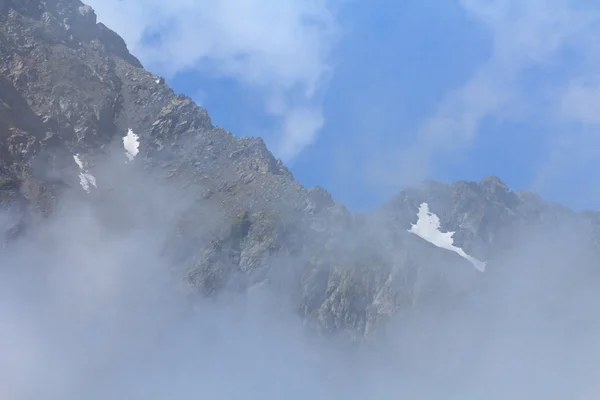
left=1, top=0, right=599, bottom=340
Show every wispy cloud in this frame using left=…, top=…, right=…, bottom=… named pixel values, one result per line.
left=381, top=0, right=600, bottom=187
left=85, top=0, right=341, bottom=161
left=560, top=75, right=600, bottom=125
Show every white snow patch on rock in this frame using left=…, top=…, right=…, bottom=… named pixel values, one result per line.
left=73, top=154, right=84, bottom=169
left=123, top=128, right=140, bottom=162
left=73, top=154, right=97, bottom=193
left=78, top=172, right=97, bottom=193
left=408, top=202, right=486, bottom=272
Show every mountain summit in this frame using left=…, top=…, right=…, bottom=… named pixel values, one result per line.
left=1, top=0, right=599, bottom=342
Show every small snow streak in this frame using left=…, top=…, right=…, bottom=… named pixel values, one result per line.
left=78, top=172, right=97, bottom=193
left=408, top=202, right=486, bottom=272
left=73, top=154, right=98, bottom=193
left=73, top=154, right=84, bottom=170
left=123, top=128, right=140, bottom=162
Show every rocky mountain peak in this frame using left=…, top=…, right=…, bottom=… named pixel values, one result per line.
left=4, top=3, right=600, bottom=398
left=479, top=175, right=509, bottom=190
left=1, top=0, right=599, bottom=343
left=1, top=0, right=141, bottom=67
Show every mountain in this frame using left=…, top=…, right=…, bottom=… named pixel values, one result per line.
left=1, top=0, right=600, bottom=345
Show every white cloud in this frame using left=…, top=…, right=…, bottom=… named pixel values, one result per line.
left=278, top=107, right=325, bottom=161
left=401, top=0, right=600, bottom=181
left=85, top=0, right=341, bottom=161
left=561, top=75, right=600, bottom=125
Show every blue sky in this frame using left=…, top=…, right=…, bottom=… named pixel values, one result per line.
left=88, top=0, right=600, bottom=211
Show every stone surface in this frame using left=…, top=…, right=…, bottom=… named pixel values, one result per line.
left=1, top=0, right=599, bottom=339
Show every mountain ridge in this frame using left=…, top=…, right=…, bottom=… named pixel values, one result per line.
left=1, top=0, right=599, bottom=341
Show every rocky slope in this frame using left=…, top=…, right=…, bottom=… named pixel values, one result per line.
left=1, top=0, right=599, bottom=340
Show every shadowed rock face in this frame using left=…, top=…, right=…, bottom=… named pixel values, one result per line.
left=1, top=0, right=599, bottom=339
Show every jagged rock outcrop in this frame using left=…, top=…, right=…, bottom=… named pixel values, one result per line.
left=1, top=0, right=599, bottom=339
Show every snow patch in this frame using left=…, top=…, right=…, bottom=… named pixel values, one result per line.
left=73, top=154, right=97, bottom=193
left=123, top=128, right=140, bottom=162
left=78, top=172, right=97, bottom=193
left=408, top=202, right=486, bottom=272
left=73, top=154, right=84, bottom=169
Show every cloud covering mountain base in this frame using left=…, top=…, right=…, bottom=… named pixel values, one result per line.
left=2, top=153, right=600, bottom=400
left=2, top=1, right=600, bottom=398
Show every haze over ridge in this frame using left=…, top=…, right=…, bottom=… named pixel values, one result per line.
left=1, top=1, right=600, bottom=399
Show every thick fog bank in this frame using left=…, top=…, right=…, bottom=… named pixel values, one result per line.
left=2, top=157, right=600, bottom=399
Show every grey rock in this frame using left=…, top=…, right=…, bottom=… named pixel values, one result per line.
left=2, top=0, right=600, bottom=340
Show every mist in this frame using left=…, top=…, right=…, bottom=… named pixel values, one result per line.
left=0, top=142, right=363, bottom=400
left=0, top=130, right=599, bottom=400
